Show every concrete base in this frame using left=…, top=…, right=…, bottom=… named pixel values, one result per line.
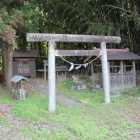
left=12, top=88, right=26, bottom=100
left=92, top=87, right=103, bottom=92
left=70, top=83, right=86, bottom=90
left=101, top=102, right=113, bottom=105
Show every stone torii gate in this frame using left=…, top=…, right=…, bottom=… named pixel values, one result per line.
left=26, top=33, right=121, bottom=112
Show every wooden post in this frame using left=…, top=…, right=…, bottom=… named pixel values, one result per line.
left=91, top=62, right=94, bottom=88
left=120, top=61, right=124, bottom=89
left=19, top=89, right=22, bottom=100
left=123, top=61, right=126, bottom=73
left=21, top=80, right=25, bottom=99
left=108, top=61, right=111, bottom=91
left=43, top=60, right=47, bottom=82
left=48, top=41, right=56, bottom=112
left=101, top=42, right=110, bottom=104
left=44, top=64, right=46, bottom=82
left=132, top=60, right=136, bottom=87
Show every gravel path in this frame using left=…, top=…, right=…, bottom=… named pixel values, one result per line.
left=28, top=79, right=83, bottom=107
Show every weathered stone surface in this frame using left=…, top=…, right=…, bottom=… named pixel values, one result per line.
left=92, top=87, right=102, bottom=92
left=56, top=73, right=67, bottom=82
left=70, top=75, right=86, bottom=90
left=12, top=88, right=26, bottom=100
left=70, top=83, right=87, bottom=90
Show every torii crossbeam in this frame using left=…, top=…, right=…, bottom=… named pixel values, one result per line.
left=26, top=33, right=121, bottom=112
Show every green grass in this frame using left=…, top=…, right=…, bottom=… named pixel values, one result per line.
left=10, top=92, right=48, bottom=122
left=19, top=126, right=71, bottom=140
left=0, top=81, right=140, bottom=139
left=0, top=86, right=14, bottom=103
left=0, top=115, right=11, bottom=125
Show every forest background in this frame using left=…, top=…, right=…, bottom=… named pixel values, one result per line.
left=0, top=0, right=140, bottom=89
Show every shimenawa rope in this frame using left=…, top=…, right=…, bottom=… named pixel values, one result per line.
left=59, top=50, right=102, bottom=71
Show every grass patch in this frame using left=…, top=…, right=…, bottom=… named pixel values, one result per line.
left=0, top=86, right=14, bottom=103
left=0, top=80, right=140, bottom=139
left=56, top=81, right=104, bottom=105
left=0, top=115, right=11, bottom=125
left=10, top=92, right=48, bottom=122
left=19, top=126, right=70, bottom=140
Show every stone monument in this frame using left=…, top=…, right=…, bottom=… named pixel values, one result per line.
left=70, top=75, right=86, bottom=90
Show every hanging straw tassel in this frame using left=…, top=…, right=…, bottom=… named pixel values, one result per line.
left=69, top=63, right=74, bottom=71
left=75, top=65, right=81, bottom=69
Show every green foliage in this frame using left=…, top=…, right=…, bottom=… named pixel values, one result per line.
left=0, top=1, right=24, bottom=47
left=0, top=0, right=39, bottom=50
left=42, top=0, right=140, bottom=52
left=1, top=0, right=140, bottom=53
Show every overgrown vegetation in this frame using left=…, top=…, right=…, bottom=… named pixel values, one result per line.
left=0, top=81, right=140, bottom=139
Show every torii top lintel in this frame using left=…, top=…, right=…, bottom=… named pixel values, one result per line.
left=26, top=33, right=121, bottom=43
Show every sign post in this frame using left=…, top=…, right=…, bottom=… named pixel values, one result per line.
left=43, top=60, right=48, bottom=82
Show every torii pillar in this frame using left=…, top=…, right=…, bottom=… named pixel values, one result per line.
left=26, top=33, right=121, bottom=112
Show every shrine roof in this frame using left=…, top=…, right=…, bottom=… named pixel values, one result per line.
left=11, top=75, right=29, bottom=83
left=55, top=66, right=68, bottom=71
left=84, top=48, right=140, bottom=62
left=107, top=51, right=140, bottom=60
left=12, top=50, right=40, bottom=58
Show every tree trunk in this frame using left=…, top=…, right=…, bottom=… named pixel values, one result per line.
left=2, top=46, right=13, bottom=90
left=2, top=47, right=6, bottom=84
